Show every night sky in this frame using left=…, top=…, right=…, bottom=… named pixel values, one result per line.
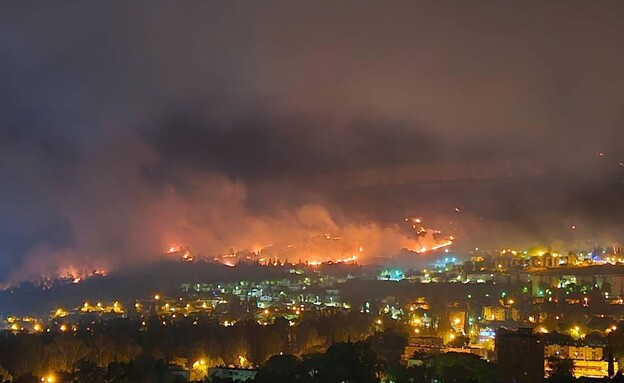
left=1, top=1, right=623, bottom=283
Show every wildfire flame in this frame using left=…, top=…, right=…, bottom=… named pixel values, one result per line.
left=188, top=216, right=453, bottom=266
left=164, top=244, right=194, bottom=262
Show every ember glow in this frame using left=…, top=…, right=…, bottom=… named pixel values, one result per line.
left=0, top=265, right=109, bottom=290
left=47, top=266, right=108, bottom=282
left=169, top=214, right=453, bottom=266
left=165, top=245, right=193, bottom=262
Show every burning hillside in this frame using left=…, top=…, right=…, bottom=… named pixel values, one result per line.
left=164, top=215, right=453, bottom=266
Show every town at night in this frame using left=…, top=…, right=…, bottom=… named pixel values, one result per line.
left=1, top=1, right=623, bottom=383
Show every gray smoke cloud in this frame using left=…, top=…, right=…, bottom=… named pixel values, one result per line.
left=0, top=1, right=623, bottom=282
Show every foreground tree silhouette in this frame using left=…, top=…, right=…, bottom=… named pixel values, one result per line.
left=546, top=356, right=576, bottom=383
left=254, top=354, right=300, bottom=383
left=0, top=366, right=12, bottom=383
left=254, top=341, right=384, bottom=383
left=43, top=335, right=89, bottom=373
left=430, top=352, right=499, bottom=383
left=300, top=342, right=384, bottom=383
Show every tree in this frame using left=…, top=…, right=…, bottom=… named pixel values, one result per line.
left=0, top=366, right=12, bottom=383
left=402, top=363, right=436, bottom=383
left=254, top=354, right=300, bottom=383
left=12, top=373, right=38, bottom=383
left=299, top=328, right=326, bottom=355
left=113, top=336, right=142, bottom=364
left=333, top=324, right=358, bottom=344
left=106, top=356, right=183, bottom=383
left=546, top=356, right=576, bottom=383
left=189, top=360, right=209, bottom=382
left=89, top=334, right=116, bottom=368
left=258, top=330, right=285, bottom=363
left=583, top=330, right=606, bottom=345
left=11, top=335, right=45, bottom=378
left=430, top=352, right=499, bottom=383
left=184, top=339, right=224, bottom=373
left=298, top=342, right=385, bottom=383
left=43, top=335, right=90, bottom=373
left=608, top=321, right=624, bottom=365
left=74, top=359, right=105, bottom=383
left=447, top=335, right=470, bottom=348
left=366, top=330, right=407, bottom=380
left=222, top=334, right=250, bottom=367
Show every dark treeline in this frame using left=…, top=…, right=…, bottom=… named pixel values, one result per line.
left=0, top=311, right=374, bottom=382
left=254, top=344, right=500, bottom=383
left=5, top=312, right=624, bottom=382
left=0, top=316, right=501, bottom=383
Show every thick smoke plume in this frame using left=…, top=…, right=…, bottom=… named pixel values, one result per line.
left=1, top=1, right=623, bottom=283
left=1, top=126, right=454, bottom=286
